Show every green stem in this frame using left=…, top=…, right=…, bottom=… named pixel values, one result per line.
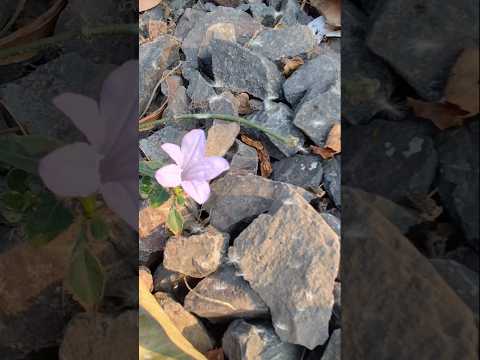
left=139, top=113, right=299, bottom=147
left=0, top=23, right=137, bottom=59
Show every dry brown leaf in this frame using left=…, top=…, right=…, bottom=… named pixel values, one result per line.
left=445, top=48, right=479, bottom=115
left=206, top=348, right=225, bottom=360
left=309, top=0, right=341, bottom=27
left=0, top=0, right=67, bottom=65
left=140, top=0, right=163, bottom=12
left=282, top=56, right=304, bottom=77
left=240, top=134, right=272, bottom=177
left=325, top=122, right=341, bottom=153
left=311, top=145, right=336, bottom=159
left=408, top=98, right=469, bottom=130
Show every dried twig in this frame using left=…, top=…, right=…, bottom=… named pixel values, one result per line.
left=240, top=134, right=272, bottom=177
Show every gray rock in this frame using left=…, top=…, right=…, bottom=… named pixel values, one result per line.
left=366, top=0, right=479, bottom=101
left=0, top=54, right=112, bottom=141
left=272, top=155, right=323, bottom=187
left=293, top=82, right=340, bottom=146
left=343, top=119, right=438, bottom=202
left=163, top=226, right=229, bottom=278
left=342, top=187, right=478, bottom=359
left=139, top=6, right=165, bottom=38
left=248, top=101, right=305, bottom=156
left=139, top=126, right=186, bottom=163
left=222, top=320, right=302, bottom=360
left=342, top=1, right=397, bottom=125
left=175, top=8, right=207, bottom=40
left=283, top=52, right=339, bottom=107
left=332, top=282, right=341, bottom=328
left=153, top=264, right=184, bottom=294
left=211, top=40, right=284, bottom=100
left=445, top=247, right=479, bottom=273
left=321, top=213, right=341, bottom=236
left=0, top=0, right=16, bottom=30
left=229, top=193, right=340, bottom=349
left=436, top=121, right=479, bottom=249
left=322, top=330, right=341, bottom=360
left=208, top=92, right=239, bottom=115
left=183, top=67, right=217, bottom=110
left=139, top=36, right=180, bottom=113
left=160, top=74, right=189, bottom=118
left=431, top=259, right=479, bottom=322
left=246, top=3, right=277, bottom=26
left=184, top=266, right=269, bottom=321
left=278, top=0, right=310, bottom=26
left=247, top=25, right=316, bottom=62
left=230, top=141, right=259, bottom=175
left=205, top=174, right=315, bottom=232
left=154, top=292, right=214, bottom=353
left=182, top=7, right=263, bottom=68
left=322, top=156, right=341, bottom=207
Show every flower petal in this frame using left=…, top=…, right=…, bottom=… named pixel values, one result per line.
left=181, top=129, right=206, bottom=168
left=39, top=143, right=101, bottom=197
left=182, top=156, right=230, bottom=182
left=155, top=164, right=182, bottom=188
left=100, top=180, right=138, bottom=230
left=181, top=180, right=210, bottom=204
left=99, top=60, right=139, bottom=155
left=53, top=93, right=104, bottom=148
left=161, top=143, right=183, bottom=166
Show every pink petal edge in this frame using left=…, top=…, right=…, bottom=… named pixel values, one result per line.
left=154, top=164, right=182, bottom=188
left=181, top=129, right=206, bottom=168
left=181, top=180, right=211, bottom=204
left=161, top=143, right=183, bottom=166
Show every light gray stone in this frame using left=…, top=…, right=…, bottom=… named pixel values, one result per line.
left=204, top=174, right=315, bottom=233
left=139, top=126, right=186, bottom=163
left=222, top=320, right=302, bottom=360
left=229, top=192, right=340, bottom=349
left=230, top=141, right=259, bottom=175
left=272, top=155, right=322, bottom=187
left=163, top=226, right=229, bottom=278
left=184, top=266, right=269, bottom=321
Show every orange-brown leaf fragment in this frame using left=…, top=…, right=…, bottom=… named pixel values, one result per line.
left=236, top=93, right=252, bottom=115
left=445, top=48, right=479, bottom=115
left=282, top=56, right=304, bottom=77
left=325, top=122, right=341, bottom=153
left=240, top=134, right=272, bottom=177
left=311, top=145, right=336, bottom=159
left=408, top=98, right=469, bottom=130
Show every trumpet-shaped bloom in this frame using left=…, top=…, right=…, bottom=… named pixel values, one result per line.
left=155, top=129, right=229, bottom=204
left=39, top=61, right=138, bottom=229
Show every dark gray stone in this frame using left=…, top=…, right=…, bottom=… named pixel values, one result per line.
left=343, top=119, right=438, bottom=202
left=321, top=213, right=341, bottom=236
left=184, top=266, right=269, bottom=321
left=182, top=7, right=263, bottom=68
left=229, top=192, right=340, bottom=349
left=175, top=8, right=207, bottom=40
left=367, top=0, right=479, bottom=101
left=245, top=3, right=278, bottom=26
left=0, top=0, right=16, bottom=30
left=204, top=174, right=315, bottom=233
left=293, top=82, right=340, bottom=146
left=222, top=320, right=302, bottom=360
left=445, top=247, right=479, bottom=273
left=248, top=101, right=305, bottom=156
left=246, top=25, right=316, bottom=62
left=322, top=156, right=341, bottom=207
left=230, top=141, right=259, bottom=175
left=139, top=36, right=181, bottom=113
left=342, top=1, right=397, bottom=125
left=211, top=40, right=284, bottom=100
left=436, top=121, right=479, bottom=249
left=183, top=67, right=217, bottom=110
left=139, top=126, right=186, bottom=163
left=431, top=259, right=479, bottom=322
left=272, top=155, right=323, bottom=187
left=322, top=330, right=341, bottom=360
left=278, top=0, right=311, bottom=26
left=283, top=51, right=340, bottom=107
left=163, top=226, right=229, bottom=278
left=153, top=264, right=184, bottom=294
left=139, top=6, right=165, bottom=38
left=0, top=54, right=112, bottom=141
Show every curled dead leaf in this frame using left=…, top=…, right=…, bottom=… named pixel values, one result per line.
left=240, top=134, right=272, bottom=177
left=408, top=98, right=469, bottom=130
left=236, top=93, right=252, bottom=115
left=282, top=56, right=304, bottom=77
left=445, top=48, right=479, bottom=115
left=311, top=123, right=341, bottom=159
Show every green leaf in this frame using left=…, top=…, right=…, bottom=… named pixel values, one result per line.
left=66, top=230, right=105, bottom=310
left=139, top=160, right=164, bottom=177
left=6, top=169, right=29, bottom=192
left=166, top=206, right=183, bottom=236
left=89, top=216, right=109, bottom=241
left=175, top=193, right=185, bottom=206
left=23, top=192, right=74, bottom=246
left=149, top=184, right=170, bottom=207
left=139, top=280, right=207, bottom=360
left=139, top=176, right=155, bottom=199
left=0, top=135, right=63, bottom=174
left=1, top=191, right=27, bottom=211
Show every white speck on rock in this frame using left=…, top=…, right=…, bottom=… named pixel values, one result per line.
left=309, top=162, right=318, bottom=170
left=385, top=142, right=395, bottom=157
left=402, top=137, right=424, bottom=158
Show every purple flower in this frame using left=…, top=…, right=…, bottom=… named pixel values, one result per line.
left=39, top=61, right=138, bottom=229
left=155, top=129, right=229, bottom=204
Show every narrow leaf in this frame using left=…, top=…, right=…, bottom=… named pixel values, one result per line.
left=166, top=206, right=183, bottom=236
left=89, top=216, right=109, bottom=241
left=149, top=184, right=170, bottom=207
